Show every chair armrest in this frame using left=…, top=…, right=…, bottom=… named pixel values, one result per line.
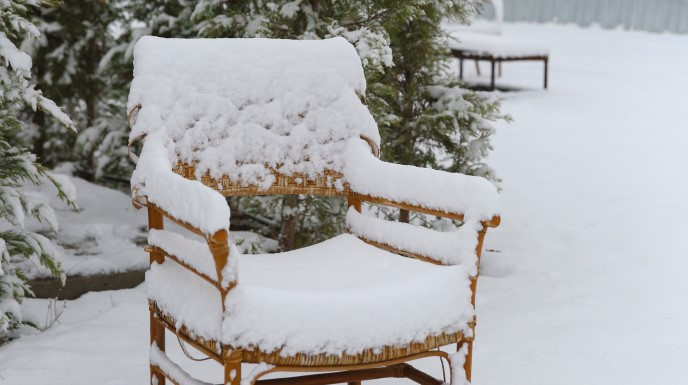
left=344, top=139, right=500, bottom=224
left=347, top=208, right=482, bottom=272
left=131, top=130, right=230, bottom=236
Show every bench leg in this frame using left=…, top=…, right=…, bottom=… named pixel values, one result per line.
left=544, top=58, right=549, bottom=89
left=459, top=57, right=464, bottom=80
left=490, top=60, right=496, bottom=91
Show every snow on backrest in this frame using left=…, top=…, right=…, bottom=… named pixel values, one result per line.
left=128, top=36, right=380, bottom=191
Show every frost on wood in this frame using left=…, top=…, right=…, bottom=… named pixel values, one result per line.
left=128, top=36, right=379, bottom=190
left=148, top=234, right=474, bottom=355
left=150, top=342, right=214, bottom=385
left=346, top=208, right=481, bottom=275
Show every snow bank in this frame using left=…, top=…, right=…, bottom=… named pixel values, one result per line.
left=346, top=208, right=481, bottom=274
left=344, top=139, right=500, bottom=221
left=128, top=36, right=379, bottom=190
left=448, top=31, right=549, bottom=58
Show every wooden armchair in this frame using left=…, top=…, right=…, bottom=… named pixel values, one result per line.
left=128, top=36, right=500, bottom=385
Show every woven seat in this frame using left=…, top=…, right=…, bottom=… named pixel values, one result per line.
left=128, top=36, right=500, bottom=385
left=148, top=234, right=474, bottom=358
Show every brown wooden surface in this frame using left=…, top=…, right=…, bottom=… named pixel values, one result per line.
left=352, top=193, right=501, bottom=228
left=147, top=245, right=221, bottom=290
left=148, top=207, right=166, bottom=385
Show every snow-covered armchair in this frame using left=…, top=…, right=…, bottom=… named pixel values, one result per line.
left=128, top=36, right=500, bottom=385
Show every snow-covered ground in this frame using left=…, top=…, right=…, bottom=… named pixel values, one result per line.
left=2, top=23, right=688, bottom=384
left=17, top=171, right=275, bottom=279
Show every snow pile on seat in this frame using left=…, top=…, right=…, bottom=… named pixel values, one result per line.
left=147, top=234, right=474, bottom=355
left=346, top=208, right=481, bottom=274
left=344, top=139, right=500, bottom=220
left=448, top=31, right=549, bottom=58
left=128, top=36, right=379, bottom=190
left=148, top=229, right=217, bottom=281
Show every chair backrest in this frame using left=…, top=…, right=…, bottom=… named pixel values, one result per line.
left=128, top=36, right=380, bottom=197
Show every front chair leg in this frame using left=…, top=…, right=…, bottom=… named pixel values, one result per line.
left=464, top=341, right=473, bottom=382
left=150, top=312, right=165, bottom=385
left=225, top=350, right=242, bottom=385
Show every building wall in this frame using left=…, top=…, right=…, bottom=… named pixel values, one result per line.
left=484, top=0, right=688, bottom=34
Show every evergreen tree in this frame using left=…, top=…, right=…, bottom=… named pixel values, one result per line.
left=192, top=0, right=506, bottom=247
left=23, top=0, right=137, bottom=183
left=0, top=0, right=75, bottom=342
left=102, top=0, right=505, bottom=250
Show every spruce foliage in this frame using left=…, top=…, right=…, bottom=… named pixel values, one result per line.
left=0, top=0, right=75, bottom=342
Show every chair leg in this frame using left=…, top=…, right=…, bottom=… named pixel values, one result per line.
left=225, top=351, right=242, bottom=385
left=150, top=311, right=165, bottom=385
left=464, top=341, right=473, bottom=383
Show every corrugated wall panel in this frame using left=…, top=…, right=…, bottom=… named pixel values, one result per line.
left=492, top=0, right=688, bottom=33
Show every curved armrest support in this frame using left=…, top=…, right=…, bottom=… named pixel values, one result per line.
left=344, top=139, right=501, bottom=225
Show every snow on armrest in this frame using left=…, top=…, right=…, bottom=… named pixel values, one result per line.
left=148, top=229, right=218, bottom=281
left=131, top=128, right=230, bottom=236
left=344, top=139, right=500, bottom=222
left=346, top=208, right=481, bottom=274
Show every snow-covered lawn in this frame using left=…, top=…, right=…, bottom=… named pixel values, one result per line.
left=1, top=23, right=687, bottom=384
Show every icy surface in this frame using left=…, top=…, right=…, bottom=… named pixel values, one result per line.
left=128, top=36, right=379, bottom=189
left=447, top=31, right=549, bottom=58
left=344, top=139, right=500, bottom=221
left=147, top=234, right=474, bottom=354
left=346, top=208, right=480, bottom=273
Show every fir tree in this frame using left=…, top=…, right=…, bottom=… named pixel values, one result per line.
left=0, top=0, right=76, bottom=342
left=191, top=0, right=506, bottom=247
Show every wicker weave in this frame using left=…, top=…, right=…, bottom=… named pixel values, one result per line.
left=151, top=300, right=473, bottom=367
left=173, top=162, right=347, bottom=197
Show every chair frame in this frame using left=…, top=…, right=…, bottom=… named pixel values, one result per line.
left=138, top=159, right=499, bottom=385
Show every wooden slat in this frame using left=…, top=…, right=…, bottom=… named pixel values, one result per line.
left=352, top=193, right=500, bottom=228
left=146, top=245, right=222, bottom=291
left=355, top=237, right=444, bottom=266
left=152, top=307, right=224, bottom=364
